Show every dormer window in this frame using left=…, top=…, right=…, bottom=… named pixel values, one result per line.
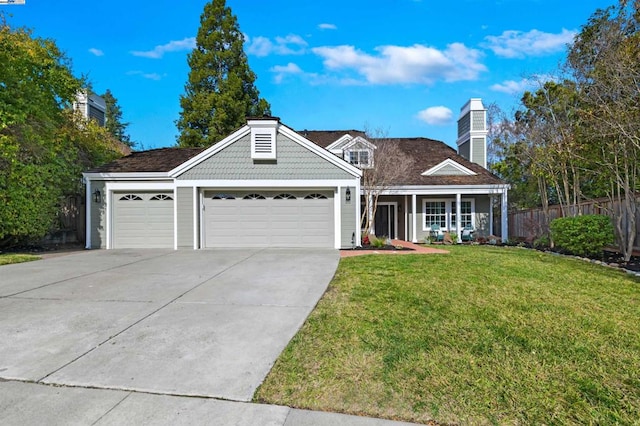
left=346, top=149, right=372, bottom=168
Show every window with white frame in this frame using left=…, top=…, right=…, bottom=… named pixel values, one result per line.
left=423, top=199, right=475, bottom=231
left=424, top=201, right=446, bottom=228
left=345, top=149, right=371, bottom=168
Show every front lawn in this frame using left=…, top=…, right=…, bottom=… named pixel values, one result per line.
left=0, top=253, right=40, bottom=266
left=255, top=246, right=640, bottom=425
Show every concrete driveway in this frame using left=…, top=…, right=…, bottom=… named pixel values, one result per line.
left=0, top=248, right=339, bottom=402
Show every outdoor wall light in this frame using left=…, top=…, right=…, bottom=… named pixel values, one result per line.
left=346, top=187, right=351, bottom=202
left=93, top=189, right=101, bottom=204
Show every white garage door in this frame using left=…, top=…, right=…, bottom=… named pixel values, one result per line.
left=112, top=192, right=174, bottom=248
left=203, top=191, right=334, bottom=248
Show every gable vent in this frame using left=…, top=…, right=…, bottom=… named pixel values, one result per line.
left=249, top=118, right=278, bottom=160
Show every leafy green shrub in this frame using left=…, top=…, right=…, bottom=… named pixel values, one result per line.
left=370, top=236, right=386, bottom=248
left=533, top=235, right=550, bottom=249
left=550, top=215, right=614, bottom=257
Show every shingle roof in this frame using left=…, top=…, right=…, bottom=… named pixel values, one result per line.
left=87, top=147, right=205, bottom=173
left=86, top=129, right=504, bottom=186
left=303, top=131, right=503, bottom=186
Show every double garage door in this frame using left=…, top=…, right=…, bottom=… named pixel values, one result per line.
left=112, top=192, right=174, bottom=248
left=111, top=190, right=334, bottom=249
left=202, top=190, right=334, bottom=248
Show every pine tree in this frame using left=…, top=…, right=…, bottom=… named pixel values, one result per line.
left=102, top=89, right=133, bottom=148
left=176, top=0, right=271, bottom=148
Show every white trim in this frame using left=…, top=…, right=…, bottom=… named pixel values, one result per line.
left=173, top=188, right=178, bottom=250
left=341, top=136, right=376, bottom=151
left=501, top=189, right=509, bottom=240
left=355, top=180, right=362, bottom=246
left=85, top=178, right=92, bottom=249
left=404, top=195, right=408, bottom=242
left=422, top=198, right=475, bottom=232
left=102, top=182, right=175, bottom=191
left=376, top=202, right=398, bottom=240
left=371, top=184, right=510, bottom=196
left=106, top=187, right=111, bottom=249
left=83, top=172, right=170, bottom=180
left=421, top=158, right=477, bottom=176
left=334, top=187, right=341, bottom=249
left=175, top=179, right=358, bottom=188
left=411, top=194, right=417, bottom=243
left=193, top=186, right=199, bottom=250
left=325, top=133, right=354, bottom=151
left=455, top=193, right=462, bottom=243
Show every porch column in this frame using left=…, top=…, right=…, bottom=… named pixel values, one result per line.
left=456, top=192, right=462, bottom=243
left=412, top=194, right=417, bottom=243
left=489, top=195, right=494, bottom=236
left=404, top=195, right=408, bottom=241
left=501, top=189, right=509, bottom=241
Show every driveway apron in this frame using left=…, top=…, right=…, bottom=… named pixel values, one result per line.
left=0, top=248, right=339, bottom=402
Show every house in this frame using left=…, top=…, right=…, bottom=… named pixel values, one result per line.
left=83, top=98, right=508, bottom=250
left=303, top=98, right=509, bottom=244
left=73, top=91, right=106, bottom=127
left=83, top=118, right=362, bottom=249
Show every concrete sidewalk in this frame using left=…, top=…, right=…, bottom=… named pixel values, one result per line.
left=0, top=380, right=419, bottom=425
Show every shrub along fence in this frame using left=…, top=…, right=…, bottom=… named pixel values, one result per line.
left=508, top=196, right=640, bottom=250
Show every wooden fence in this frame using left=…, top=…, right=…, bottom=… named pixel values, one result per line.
left=43, top=195, right=85, bottom=245
left=508, top=197, right=640, bottom=249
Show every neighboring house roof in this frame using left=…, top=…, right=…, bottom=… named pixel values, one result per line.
left=88, top=147, right=205, bottom=173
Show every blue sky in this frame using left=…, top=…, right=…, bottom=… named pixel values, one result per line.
left=4, top=0, right=614, bottom=150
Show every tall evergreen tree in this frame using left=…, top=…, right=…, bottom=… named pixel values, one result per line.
left=176, top=0, right=270, bottom=148
left=102, top=89, right=133, bottom=148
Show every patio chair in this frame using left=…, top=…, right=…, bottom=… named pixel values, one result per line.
left=430, top=224, right=444, bottom=243
left=461, top=225, right=475, bottom=242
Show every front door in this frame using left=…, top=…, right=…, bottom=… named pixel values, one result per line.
left=374, top=204, right=395, bottom=238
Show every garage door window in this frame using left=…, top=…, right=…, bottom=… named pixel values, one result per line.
left=150, top=194, right=173, bottom=201
left=120, top=194, right=142, bottom=201
left=243, top=193, right=266, bottom=199
left=212, top=194, right=235, bottom=200
left=305, top=193, right=327, bottom=199
left=274, top=193, right=296, bottom=199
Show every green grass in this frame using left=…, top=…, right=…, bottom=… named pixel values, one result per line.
left=255, top=246, right=640, bottom=425
left=0, top=253, right=40, bottom=266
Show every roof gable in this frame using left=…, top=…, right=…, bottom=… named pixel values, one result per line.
left=422, top=158, right=477, bottom=176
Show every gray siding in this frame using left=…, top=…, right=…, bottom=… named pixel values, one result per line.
left=472, top=110, right=485, bottom=131
left=457, top=112, right=470, bottom=138
left=341, top=187, right=357, bottom=248
left=178, top=134, right=353, bottom=180
left=431, top=164, right=469, bottom=176
left=176, top=187, right=194, bottom=248
left=472, top=137, right=486, bottom=167
left=90, top=181, right=106, bottom=248
left=458, top=139, right=470, bottom=160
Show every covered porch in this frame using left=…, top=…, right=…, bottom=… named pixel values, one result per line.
left=362, top=185, right=509, bottom=244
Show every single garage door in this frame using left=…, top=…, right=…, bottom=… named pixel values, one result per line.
left=203, top=191, right=334, bottom=248
left=112, top=192, right=174, bottom=248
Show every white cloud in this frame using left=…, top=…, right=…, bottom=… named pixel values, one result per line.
left=88, top=48, right=104, bottom=57
left=417, top=106, right=453, bottom=125
left=311, top=43, right=486, bottom=85
left=490, top=75, right=555, bottom=94
left=245, top=34, right=307, bottom=57
left=318, top=23, right=337, bottom=30
left=270, top=62, right=303, bottom=83
left=131, top=37, right=196, bottom=59
left=126, top=70, right=165, bottom=81
left=483, top=28, right=576, bottom=58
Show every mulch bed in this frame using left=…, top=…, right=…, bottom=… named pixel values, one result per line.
left=347, top=244, right=415, bottom=251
